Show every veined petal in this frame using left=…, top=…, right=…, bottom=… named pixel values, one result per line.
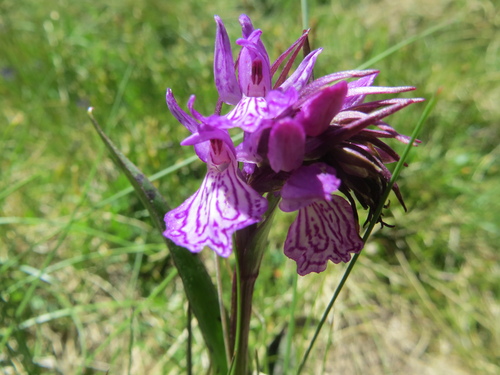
left=265, top=87, right=299, bottom=118
left=226, top=96, right=269, bottom=132
left=279, top=163, right=340, bottom=212
left=214, top=15, right=242, bottom=105
left=284, top=196, right=363, bottom=276
left=268, top=118, right=305, bottom=173
left=164, top=144, right=268, bottom=257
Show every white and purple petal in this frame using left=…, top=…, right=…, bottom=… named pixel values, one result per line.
left=164, top=144, right=268, bottom=257
left=284, top=196, right=363, bottom=276
left=226, top=96, right=269, bottom=132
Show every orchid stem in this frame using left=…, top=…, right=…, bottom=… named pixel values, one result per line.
left=296, top=91, right=437, bottom=375
left=229, top=250, right=244, bottom=375
left=215, top=254, right=231, bottom=365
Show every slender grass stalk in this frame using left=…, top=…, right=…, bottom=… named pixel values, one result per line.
left=300, top=0, right=309, bottom=30
left=127, top=309, right=135, bottom=375
left=283, top=271, right=298, bottom=371
left=296, top=92, right=438, bottom=375
left=187, top=304, right=193, bottom=375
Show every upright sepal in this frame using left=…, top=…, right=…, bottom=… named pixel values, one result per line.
left=214, top=15, right=242, bottom=105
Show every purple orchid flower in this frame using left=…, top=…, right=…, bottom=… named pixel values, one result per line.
left=164, top=89, right=268, bottom=257
left=164, top=14, right=423, bottom=275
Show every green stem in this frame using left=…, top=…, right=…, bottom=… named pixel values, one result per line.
left=229, top=194, right=280, bottom=374
left=300, top=0, right=309, bottom=30
left=230, top=260, right=256, bottom=375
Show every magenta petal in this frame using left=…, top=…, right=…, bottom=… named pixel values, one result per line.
left=279, top=163, right=340, bottom=212
left=268, top=118, right=305, bottom=173
left=164, top=147, right=268, bottom=257
left=239, top=16, right=270, bottom=65
left=166, top=89, right=199, bottom=134
left=214, top=15, right=242, bottom=105
left=284, top=196, right=364, bottom=276
left=296, top=80, right=348, bottom=137
left=237, top=30, right=272, bottom=97
left=239, top=14, right=254, bottom=38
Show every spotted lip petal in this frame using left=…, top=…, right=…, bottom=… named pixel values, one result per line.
left=164, top=143, right=268, bottom=257
left=284, top=196, right=364, bottom=276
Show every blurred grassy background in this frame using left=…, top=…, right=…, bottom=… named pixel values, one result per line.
left=1, top=0, right=498, bottom=374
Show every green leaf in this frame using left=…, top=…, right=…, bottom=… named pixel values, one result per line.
left=88, top=108, right=228, bottom=374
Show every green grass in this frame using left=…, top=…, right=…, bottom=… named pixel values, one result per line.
left=1, top=0, right=499, bottom=374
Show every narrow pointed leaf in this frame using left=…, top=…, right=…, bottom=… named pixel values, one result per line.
left=88, top=108, right=228, bottom=373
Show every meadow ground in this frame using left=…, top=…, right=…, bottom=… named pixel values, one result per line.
left=1, top=0, right=499, bottom=374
